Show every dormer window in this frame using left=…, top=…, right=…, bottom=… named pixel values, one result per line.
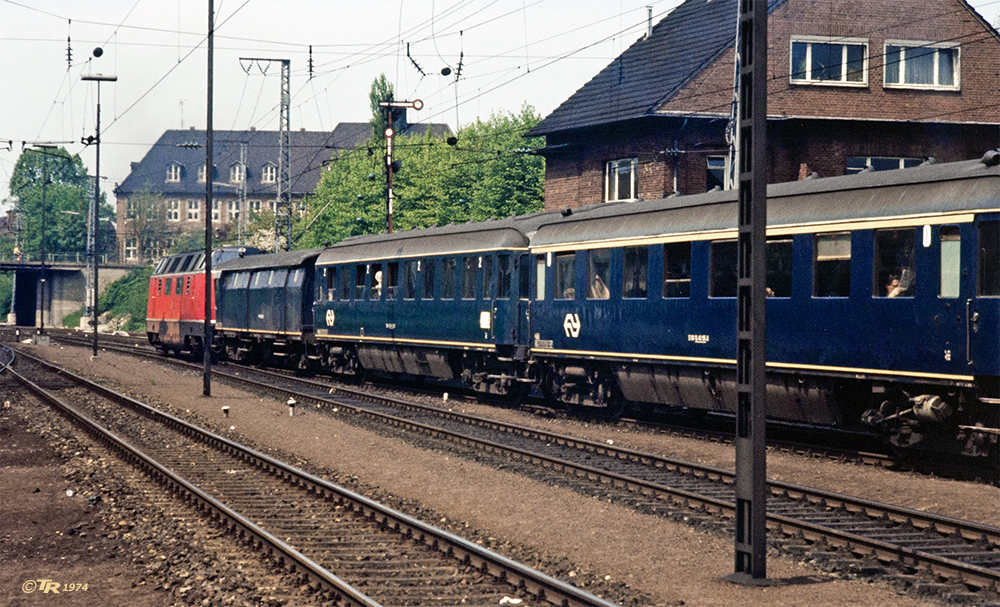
left=230, top=163, right=245, bottom=183
left=884, top=41, right=959, bottom=90
left=791, top=37, right=868, bottom=86
left=197, top=164, right=207, bottom=183
left=261, top=163, right=277, bottom=184
left=166, top=163, right=182, bottom=183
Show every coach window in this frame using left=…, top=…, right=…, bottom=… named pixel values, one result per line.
left=339, top=266, right=351, bottom=301
left=875, top=228, right=916, bottom=297
left=519, top=254, right=531, bottom=300
left=664, top=242, right=691, bottom=297
left=979, top=221, right=1000, bottom=296
left=767, top=238, right=793, bottom=297
left=814, top=232, right=851, bottom=297
left=497, top=254, right=512, bottom=299
left=355, top=265, right=367, bottom=300
left=403, top=260, right=418, bottom=300
left=622, top=246, right=648, bottom=299
left=387, top=262, right=400, bottom=299
left=441, top=258, right=457, bottom=299
left=710, top=240, right=737, bottom=298
left=326, top=268, right=336, bottom=301
left=555, top=253, right=576, bottom=299
left=482, top=255, right=495, bottom=299
left=462, top=257, right=477, bottom=299
left=422, top=259, right=436, bottom=299
left=940, top=226, right=961, bottom=298
left=535, top=255, right=546, bottom=300
left=587, top=249, right=611, bottom=299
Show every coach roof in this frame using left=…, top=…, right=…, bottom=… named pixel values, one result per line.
left=217, top=248, right=323, bottom=272
left=529, top=157, right=1000, bottom=250
left=316, top=211, right=561, bottom=265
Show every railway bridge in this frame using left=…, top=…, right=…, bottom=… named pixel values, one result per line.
left=0, top=256, right=135, bottom=330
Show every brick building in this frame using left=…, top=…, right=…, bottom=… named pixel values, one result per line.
left=528, top=0, right=1000, bottom=210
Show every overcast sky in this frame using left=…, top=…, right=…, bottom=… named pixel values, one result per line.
left=2, top=0, right=999, bottom=207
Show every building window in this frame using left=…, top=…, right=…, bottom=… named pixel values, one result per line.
left=846, top=156, right=923, bottom=175
left=791, top=37, right=867, bottom=85
left=187, top=199, right=200, bottom=221
left=212, top=200, right=220, bottom=223
left=249, top=200, right=261, bottom=214
left=125, top=238, right=138, bottom=260
left=228, top=200, right=240, bottom=221
left=230, top=163, right=245, bottom=183
left=261, top=164, right=277, bottom=184
left=167, top=199, right=181, bottom=222
left=166, top=163, right=182, bottom=183
left=605, top=158, right=637, bottom=202
left=706, top=156, right=728, bottom=191
left=197, top=164, right=207, bottom=183
left=885, top=42, right=958, bottom=90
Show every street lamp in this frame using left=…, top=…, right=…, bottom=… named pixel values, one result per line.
left=82, top=62, right=117, bottom=358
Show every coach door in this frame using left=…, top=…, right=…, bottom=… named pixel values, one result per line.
left=516, top=254, right=531, bottom=345
left=969, top=218, right=1000, bottom=375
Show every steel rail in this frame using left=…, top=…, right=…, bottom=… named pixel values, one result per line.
left=10, top=348, right=623, bottom=607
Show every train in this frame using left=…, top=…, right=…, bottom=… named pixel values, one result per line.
left=147, top=154, right=1000, bottom=459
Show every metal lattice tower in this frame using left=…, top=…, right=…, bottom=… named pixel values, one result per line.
left=239, top=57, right=291, bottom=251
left=238, top=142, right=247, bottom=246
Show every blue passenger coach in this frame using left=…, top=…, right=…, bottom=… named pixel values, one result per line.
left=526, top=156, right=999, bottom=455
left=312, top=214, right=556, bottom=398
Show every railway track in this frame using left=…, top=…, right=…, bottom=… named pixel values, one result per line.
left=30, top=333, right=1000, bottom=600
left=6, top=346, right=622, bottom=607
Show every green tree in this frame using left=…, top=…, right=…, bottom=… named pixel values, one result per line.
left=296, top=102, right=545, bottom=248
left=121, top=185, right=171, bottom=262
left=7, top=147, right=113, bottom=261
left=368, top=74, right=395, bottom=140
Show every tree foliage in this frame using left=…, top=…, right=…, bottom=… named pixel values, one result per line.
left=296, top=102, right=545, bottom=248
left=122, top=185, right=171, bottom=262
left=6, top=147, right=114, bottom=260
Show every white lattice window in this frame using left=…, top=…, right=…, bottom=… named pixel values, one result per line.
left=125, top=238, right=138, bottom=260
left=791, top=37, right=868, bottom=86
left=167, top=199, right=181, bottom=222
left=884, top=41, right=959, bottom=90
left=212, top=200, right=220, bottom=223
left=187, top=199, right=200, bottom=221
left=261, top=164, right=277, bottom=184
left=197, top=164, right=206, bottom=183
left=166, top=163, right=182, bottom=183
left=228, top=200, right=240, bottom=221
left=605, top=158, right=638, bottom=202
left=249, top=200, right=262, bottom=214
left=230, top=163, right=245, bottom=183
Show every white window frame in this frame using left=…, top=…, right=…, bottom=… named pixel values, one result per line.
left=846, top=156, right=923, bottom=175
left=125, top=238, right=138, bottom=260
left=197, top=164, right=206, bottom=183
left=187, top=199, right=200, bottom=221
left=605, top=157, right=638, bottom=202
left=166, top=199, right=181, bottom=222
left=883, top=40, right=960, bottom=91
left=261, top=164, right=277, bottom=184
left=230, top=163, right=245, bottom=184
left=166, top=163, right=182, bottom=183
left=790, top=36, right=869, bottom=87
left=249, top=200, right=262, bottom=214
left=212, top=199, right=220, bottom=223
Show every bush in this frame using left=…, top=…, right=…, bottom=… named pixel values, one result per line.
left=99, top=266, right=152, bottom=332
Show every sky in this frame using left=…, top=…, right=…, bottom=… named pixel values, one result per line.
left=2, top=0, right=1000, bottom=208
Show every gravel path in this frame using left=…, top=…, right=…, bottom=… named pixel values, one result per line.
left=23, top=342, right=988, bottom=606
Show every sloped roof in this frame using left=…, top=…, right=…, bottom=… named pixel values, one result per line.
left=117, top=120, right=452, bottom=198
left=527, top=0, right=786, bottom=137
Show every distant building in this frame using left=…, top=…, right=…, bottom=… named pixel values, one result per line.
left=528, top=0, right=1000, bottom=210
left=115, top=115, right=450, bottom=260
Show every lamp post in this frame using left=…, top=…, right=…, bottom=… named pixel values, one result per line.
left=82, top=66, right=117, bottom=358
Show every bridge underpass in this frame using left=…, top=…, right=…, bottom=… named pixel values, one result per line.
left=0, top=260, right=135, bottom=331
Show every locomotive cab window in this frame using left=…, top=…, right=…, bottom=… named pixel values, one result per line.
left=875, top=228, right=916, bottom=297
left=175, top=277, right=183, bottom=295
left=814, top=232, right=851, bottom=297
left=623, top=246, right=648, bottom=299
left=555, top=253, right=576, bottom=300
left=664, top=242, right=692, bottom=298
left=441, top=258, right=457, bottom=299
left=709, top=240, right=737, bottom=298
left=164, top=279, right=173, bottom=296
left=587, top=249, right=610, bottom=299
left=940, top=226, right=961, bottom=298
left=767, top=238, right=793, bottom=297
left=980, top=221, right=1000, bottom=296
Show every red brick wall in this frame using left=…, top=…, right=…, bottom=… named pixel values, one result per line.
left=541, top=0, right=1000, bottom=211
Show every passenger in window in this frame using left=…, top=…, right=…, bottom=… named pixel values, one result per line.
left=590, top=274, right=610, bottom=299
left=372, top=271, right=383, bottom=300
left=765, top=287, right=774, bottom=297
left=886, top=275, right=902, bottom=297
left=563, top=287, right=575, bottom=299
